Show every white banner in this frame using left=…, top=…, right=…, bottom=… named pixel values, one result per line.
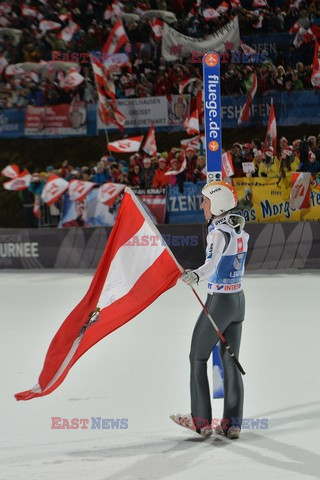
left=161, top=17, right=240, bottom=61
left=97, top=95, right=191, bottom=130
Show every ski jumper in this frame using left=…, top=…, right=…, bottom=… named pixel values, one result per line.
left=189, top=217, right=249, bottom=430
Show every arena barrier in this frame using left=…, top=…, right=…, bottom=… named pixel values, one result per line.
left=0, top=221, right=319, bottom=270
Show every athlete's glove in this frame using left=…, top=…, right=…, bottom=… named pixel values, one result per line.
left=181, top=269, right=199, bottom=286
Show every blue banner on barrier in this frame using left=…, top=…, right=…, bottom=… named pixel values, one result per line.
left=167, top=182, right=205, bottom=224
left=0, top=109, right=24, bottom=138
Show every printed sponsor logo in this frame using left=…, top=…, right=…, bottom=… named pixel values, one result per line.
left=51, top=417, right=129, bottom=429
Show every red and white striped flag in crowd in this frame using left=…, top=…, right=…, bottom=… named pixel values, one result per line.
left=102, top=20, right=129, bottom=55
left=150, top=18, right=164, bottom=41
left=97, top=182, right=126, bottom=206
left=230, top=0, right=241, bottom=8
left=3, top=170, right=31, bottom=191
left=41, top=174, right=69, bottom=205
left=15, top=188, right=182, bottom=400
left=0, top=2, right=12, bottom=14
left=39, top=20, right=61, bottom=33
left=289, top=172, right=311, bottom=209
left=103, top=1, right=124, bottom=20
left=143, top=123, right=157, bottom=157
left=222, top=151, right=234, bottom=178
left=184, top=109, right=200, bottom=135
left=108, top=136, right=143, bottom=153
left=238, top=73, right=257, bottom=125
left=253, top=0, right=268, bottom=7
left=58, top=18, right=80, bottom=43
left=264, top=98, right=277, bottom=151
left=240, top=41, right=256, bottom=54
left=60, top=69, right=85, bottom=90
left=311, top=39, right=320, bottom=87
left=217, top=1, right=229, bottom=13
left=179, top=77, right=197, bottom=95
left=68, top=180, right=95, bottom=202
left=1, top=164, right=19, bottom=178
left=203, top=8, right=220, bottom=21
left=180, top=134, right=204, bottom=152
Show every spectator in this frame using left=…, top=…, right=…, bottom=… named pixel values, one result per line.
left=258, top=151, right=280, bottom=177
left=139, top=157, right=155, bottom=189
left=152, top=157, right=169, bottom=188
left=128, top=164, right=141, bottom=188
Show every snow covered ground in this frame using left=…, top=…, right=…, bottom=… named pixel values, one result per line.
left=1, top=270, right=320, bottom=480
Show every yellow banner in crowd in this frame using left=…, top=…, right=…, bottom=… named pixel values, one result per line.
left=232, top=176, right=320, bottom=223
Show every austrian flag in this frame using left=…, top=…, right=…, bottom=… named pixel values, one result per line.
left=15, top=188, right=183, bottom=400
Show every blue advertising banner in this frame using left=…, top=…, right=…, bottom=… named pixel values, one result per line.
left=242, top=33, right=293, bottom=59
left=0, top=109, right=24, bottom=138
left=167, top=182, right=205, bottom=224
left=203, top=53, right=222, bottom=182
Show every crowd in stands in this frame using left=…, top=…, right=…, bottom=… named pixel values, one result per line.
left=0, top=0, right=320, bottom=108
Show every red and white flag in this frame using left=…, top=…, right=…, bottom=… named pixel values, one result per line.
left=253, top=0, right=268, bottom=7
left=264, top=98, right=277, bottom=151
left=102, top=20, right=129, bottom=55
left=97, top=182, right=126, bottom=206
left=68, top=180, right=95, bottom=202
left=179, top=77, right=197, bottom=94
left=0, top=2, right=12, bottom=14
left=108, top=136, right=143, bottom=153
left=289, top=21, right=300, bottom=34
left=15, top=188, right=182, bottom=400
left=238, top=73, right=257, bottom=125
left=203, top=8, right=220, bottom=21
left=150, top=18, right=164, bottom=41
left=252, top=12, right=264, bottom=29
left=3, top=170, right=31, bottom=191
left=41, top=174, right=69, bottom=205
left=180, top=134, right=205, bottom=152
left=103, top=1, right=124, bottom=20
left=222, top=151, right=234, bottom=178
left=60, top=69, right=85, bottom=90
left=165, top=156, right=187, bottom=176
left=4, top=64, right=24, bottom=76
left=293, top=27, right=307, bottom=48
left=183, top=109, right=200, bottom=135
left=143, top=123, right=157, bottom=157
left=216, top=1, right=229, bottom=13
left=290, top=172, right=311, bottom=209
left=58, top=19, right=80, bottom=43
left=39, top=20, right=61, bottom=33
left=230, top=0, right=240, bottom=8
left=311, top=39, right=320, bottom=87
left=1, top=164, right=19, bottom=178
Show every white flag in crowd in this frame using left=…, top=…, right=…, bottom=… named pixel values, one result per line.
left=217, top=1, right=229, bottom=13
left=165, top=157, right=187, bottom=176
left=222, top=151, right=234, bottom=178
left=41, top=174, right=69, bottom=205
left=68, top=180, right=95, bottom=202
left=103, top=1, right=124, bottom=20
left=1, top=164, right=20, bottom=178
left=184, top=109, right=200, bottom=135
left=143, top=123, right=157, bottom=157
left=108, top=136, right=143, bottom=153
left=290, top=172, right=311, bottom=209
left=162, top=17, right=240, bottom=61
left=3, top=170, right=31, bottom=191
left=60, top=69, right=85, bottom=90
left=179, top=77, right=197, bottom=94
left=97, top=182, right=126, bottom=206
left=102, top=20, right=129, bottom=55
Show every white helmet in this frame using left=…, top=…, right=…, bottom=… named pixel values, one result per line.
left=202, top=181, right=238, bottom=216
